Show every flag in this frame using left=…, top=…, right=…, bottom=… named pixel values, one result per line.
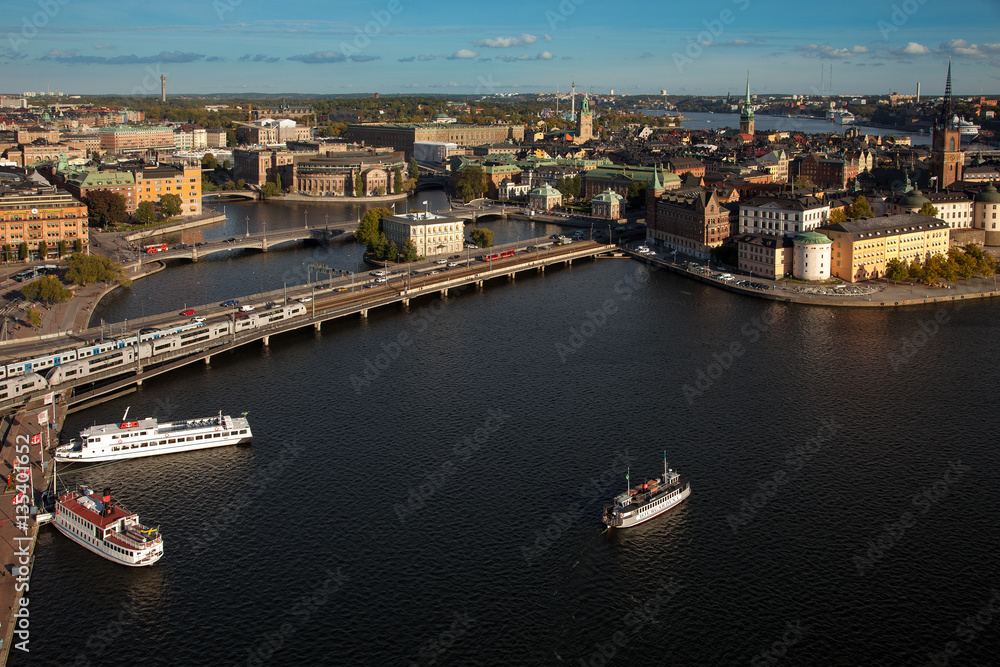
left=625, top=470, right=630, bottom=482
left=37, top=411, right=47, bottom=426
left=30, top=433, right=41, bottom=445
left=11, top=492, right=25, bottom=506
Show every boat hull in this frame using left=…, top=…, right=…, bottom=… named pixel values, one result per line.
left=55, top=434, right=251, bottom=463
left=606, top=482, right=691, bottom=529
left=53, top=521, right=162, bottom=567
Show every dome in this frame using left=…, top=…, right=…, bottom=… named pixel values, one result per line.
left=898, top=187, right=930, bottom=209
left=975, top=183, right=1000, bottom=204
left=793, top=231, right=832, bottom=246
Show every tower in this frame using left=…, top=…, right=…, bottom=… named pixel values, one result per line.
left=739, top=72, right=754, bottom=135
left=576, top=95, right=593, bottom=143
left=160, top=74, right=166, bottom=102
left=646, top=164, right=666, bottom=231
left=930, top=59, right=964, bottom=188
left=570, top=80, right=576, bottom=121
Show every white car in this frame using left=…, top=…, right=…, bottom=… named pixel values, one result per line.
left=447, top=262, right=459, bottom=267
left=190, top=316, right=206, bottom=323
left=240, top=305, right=255, bottom=312
left=373, top=270, right=386, bottom=277
left=374, top=277, right=387, bottom=283
left=435, top=259, right=448, bottom=265
left=298, top=296, right=312, bottom=303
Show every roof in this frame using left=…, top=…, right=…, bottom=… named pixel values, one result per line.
left=976, top=184, right=1000, bottom=204
left=591, top=188, right=624, bottom=203
left=383, top=212, right=463, bottom=227
left=794, top=231, right=833, bottom=245
left=897, top=188, right=930, bottom=209
left=530, top=184, right=562, bottom=196
left=818, top=213, right=949, bottom=240
left=741, top=195, right=828, bottom=211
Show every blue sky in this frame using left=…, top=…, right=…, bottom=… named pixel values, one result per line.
left=1, top=0, right=998, bottom=96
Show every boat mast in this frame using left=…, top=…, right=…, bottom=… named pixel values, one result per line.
left=625, top=467, right=630, bottom=493
left=664, top=451, right=667, bottom=480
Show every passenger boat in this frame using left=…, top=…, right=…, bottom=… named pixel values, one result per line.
left=54, top=408, right=252, bottom=463
left=53, top=486, right=163, bottom=566
left=602, top=454, right=691, bottom=529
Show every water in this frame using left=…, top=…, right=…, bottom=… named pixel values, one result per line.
left=20, top=256, right=1000, bottom=666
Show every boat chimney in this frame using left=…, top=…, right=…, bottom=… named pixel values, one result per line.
left=103, top=486, right=112, bottom=515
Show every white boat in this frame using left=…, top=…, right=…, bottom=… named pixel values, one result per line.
left=53, top=486, right=163, bottom=566
left=602, top=454, right=691, bottom=529
left=952, top=115, right=980, bottom=137
left=836, top=111, right=855, bottom=125
left=55, top=408, right=252, bottom=463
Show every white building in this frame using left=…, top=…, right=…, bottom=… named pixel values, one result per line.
left=792, top=231, right=832, bottom=281
left=739, top=195, right=830, bottom=237
left=381, top=211, right=465, bottom=257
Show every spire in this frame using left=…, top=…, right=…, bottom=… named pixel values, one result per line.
left=652, top=163, right=664, bottom=191
left=940, top=58, right=954, bottom=128
left=745, top=71, right=751, bottom=107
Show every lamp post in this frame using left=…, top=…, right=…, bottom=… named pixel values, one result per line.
left=245, top=215, right=249, bottom=237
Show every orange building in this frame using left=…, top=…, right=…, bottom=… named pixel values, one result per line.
left=818, top=214, right=950, bottom=282
left=134, top=165, right=202, bottom=216
left=0, top=180, right=88, bottom=258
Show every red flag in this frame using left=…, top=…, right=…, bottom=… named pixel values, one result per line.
left=30, top=433, right=41, bottom=445
left=11, top=492, right=25, bottom=506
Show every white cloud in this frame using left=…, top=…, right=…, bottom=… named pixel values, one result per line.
left=796, top=43, right=870, bottom=59
left=903, top=42, right=931, bottom=55
left=938, top=39, right=998, bottom=58
left=449, top=49, right=478, bottom=59
left=473, top=34, right=538, bottom=48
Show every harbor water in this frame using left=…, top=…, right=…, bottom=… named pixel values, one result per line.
left=15, top=201, right=1000, bottom=666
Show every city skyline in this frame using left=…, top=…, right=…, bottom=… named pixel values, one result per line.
left=1, top=0, right=999, bottom=96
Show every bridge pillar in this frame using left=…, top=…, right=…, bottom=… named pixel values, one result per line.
left=314, top=322, right=321, bottom=331
left=508, top=273, right=514, bottom=282
left=262, top=335, right=269, bottom=346
left=136, top=378, right=142, bottom=386
left=360, top=309, right=368, bottom=318
left=538, top=265, right=545, bottom=273
left=440, top=288, right=448, bottom=297
left=401, top=298, right=409, bottom=307
left=204, top=356, right=211, bottom=365
left=566, top=259, right=572, bottom=267
left=476, top=280, right=483, bottom=288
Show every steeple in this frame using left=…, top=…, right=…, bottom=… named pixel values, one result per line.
left=939, top=58, right=954, bottom=129
left=744, top=71, right=752, bottom=108
left=739, top=71, right=755, bottom=135
left=652, top=163, right=664, bottom=191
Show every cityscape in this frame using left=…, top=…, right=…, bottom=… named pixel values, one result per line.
left=0, top=1, right=999, bottom=666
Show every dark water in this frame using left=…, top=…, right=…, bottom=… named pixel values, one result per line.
left=19, top=255, right=1000, bottom=666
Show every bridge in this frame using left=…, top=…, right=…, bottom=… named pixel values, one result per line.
left=1, top=239, right=616, bottom=414
left=414, top=174, right=450, bottom=192
left=142, top=225, right=352, bottom=263
left=202, top=191, right=258, bottom=201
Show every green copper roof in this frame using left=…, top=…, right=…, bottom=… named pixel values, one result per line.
left=794, top=231, right=832, bottom=245
left=976, top=183, right=1000, bottom=204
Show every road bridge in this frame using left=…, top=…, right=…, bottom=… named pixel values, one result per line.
left=142, top=226, right=351, bottom=263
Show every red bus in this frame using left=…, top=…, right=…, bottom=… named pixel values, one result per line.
left=480, top=249, right=516, bottom=262
left=143, top=243, right=169, bottom=254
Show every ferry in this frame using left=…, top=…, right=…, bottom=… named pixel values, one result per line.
left=952, top=115, right=980, bottom=137
left=602, top=454, right=691, bottom=529
left=54, top=408, right=252, bottom=463
left=53, top=486, right=163, bottom=566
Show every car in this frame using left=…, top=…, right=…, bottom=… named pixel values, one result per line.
left=226, top=237, right=236, bottom=243
left=298, top=296, right=312, bottom=303
left=465, top=243, right=479, bottom=249
left=374, top=277, right=387, bottom=283
left=220, top=299, right=239, bottom=307
left=191, top=317, right=206, bottom=323
left=447, top=262, right=459, bottom=267
left=194, top=242, right=206, bottom=247
left=181, top=309, right=195, bottom=316
left=373, top=270, right=386, bottom=276
left=363, top=283, right=376, bottom=289
left=429, top=270, right=440, bottom=275
left=335, top=287, right=348, bottom=292
left=435, top=259, right=448, bottom=265
left=240, top=305, right=255, bottom=312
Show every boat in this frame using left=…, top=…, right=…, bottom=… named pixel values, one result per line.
left=602, top=454, right=691, bottom=529
left=836, top=111, right=855, bottom=125
left=53, top=486, right=163, bottom=566
left=54, top=408, right=252, bottom=463
left=952, top=115, right=980, bottom=137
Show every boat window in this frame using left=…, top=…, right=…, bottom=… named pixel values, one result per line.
left=196, top=435, right=203, bottom=440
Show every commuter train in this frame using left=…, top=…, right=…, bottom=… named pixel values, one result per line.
left=0, top=303, right=308, bottom=393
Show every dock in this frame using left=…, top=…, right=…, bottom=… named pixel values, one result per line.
left=0, top=399, right=61, bottom=662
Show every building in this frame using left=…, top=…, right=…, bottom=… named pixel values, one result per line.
left=529, top=185, right=562, bottom=211
left=15, top=127, right=58, bottom=144
left=0, top=176, right=88, bottom=257
left=381, top=211, right=465, bottom=257
left=817, top=214, right=951, bottom=282
left=975, top=184, right=1000, bottom=245
left=206, top=129, right=227, bottom=148
left=233, top=148, right=295, bottom=187
left=343, top=123, right=525, bottom=159
left=498, top=182, right=531, bottom=200
left=134, top=164, right=202, bottom=217
left=647, top=187, right=730, bottom=260
left=664, top=157, right=706, bottom=179
left=792, top=231, right=832, bottom=281
left=740, top=73, right=755, bottom=136
left=5, top=142, right=86, bottom=167
left=295, top=150, right=406, bottom=196
left=738, top=194, right=830, bottom=237
left=98, top=126, right=175, bottom=154
left=252, top=103, right=313, bottom=120
left=575, top=96, right=593, bottom=143
left=56, top=166, right=137, bottom=212
left=929, top=62, right=964, bottom=189
left=590, top=188, right=624, bottom=219
left=736, top=234, right=793, bottom=279
left=755, top=150, right=789, bottom=183
left=798, top=153, right=860, bottom=189
left=583, top=164, right=680, bottom=200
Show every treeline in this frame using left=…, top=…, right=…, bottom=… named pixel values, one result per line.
left=885, top=245, right=997, bottom=283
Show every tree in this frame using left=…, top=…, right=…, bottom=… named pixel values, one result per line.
left=223, top=159, right=231, bottom=171
left=159, top=193, right=183, bottom=218
left=37, top=241, right=47, bottom=260
left=25, top=306, right=42, bottom=329
left=355, top=172, right=364, bottom=197
left=18, top=242, right=28, bottom=261
left=275, top=173, right=283, bottom=192
left=226, top=128, right=237, bottom=146
left=456, top=166, right=487, bottom=202
left=57, top=240, right=67, bottom=258
left=260, top=182, right=281, bottom=198
left=401, top=239, right=419, bottom=262
left=21, top=275, right=72, bottom=304
left=470, top=228, right=495, bottom=248
left=386, top=241, right=398, bottom=261
left=136, top=201, right=157, bottom=224
left=2, top=243, right=10, bottom=262
left=885, top=258, right=908, bottom=282
left=556, top=175, right=581, bottom=199
left=848, top=195, right=874, bottom=219
left=393, top=167, right=403, bottom=194
left=409, top=158, right=419, bottom=180
left=794, top=175, right=813, bottom=189
left=626, top=182, right=647, bottom=209
left=918, top=201, right=939, bottom=217
left=829, top=208, right=847, bottom=224
left=85, top=190, right=129, bottom=226
left=73, top=239, right=83, bottom=253
left=66, top=253, right=130, bottom=287
left=202, top=153, right=218, bottom=170
left=356, top=207, right=392, bottom=253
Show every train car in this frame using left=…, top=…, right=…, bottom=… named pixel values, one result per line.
left=4, top=349, right=79, bottom=379
left=46, top=345, right=147, bottom=385
left=137, top=321, right=204, bottom=344
left=0, top=372, right=48, bottom=401
left=146, top=323, right=230, bottom=357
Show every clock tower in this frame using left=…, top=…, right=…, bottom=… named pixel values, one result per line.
left=929, top=60, right=964, bottom=189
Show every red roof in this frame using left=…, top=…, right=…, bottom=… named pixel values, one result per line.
left=58, top=491, right=133, bottom=529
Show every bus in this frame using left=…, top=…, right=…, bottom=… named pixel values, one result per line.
left=143, top=243, right=169, bottom=254
left=480, top=249, right=516, bottom=262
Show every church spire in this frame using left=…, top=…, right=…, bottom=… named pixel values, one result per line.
left=940, top=58, right=954, bottom=128
left=744, top=71, right=751, bottom=107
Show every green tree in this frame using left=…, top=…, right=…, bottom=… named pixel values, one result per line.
left=848, top=195, right=874, bottom=219
left=470, top=228, right=495, bottom=248
left=136, top=201, right=157, bottom=224
left=21, top=275, right=72, bottom=304
left=66, top=253, right=130, bottom=287
left=829, top=208, right=847, bottom=224
left=36, top=241, right=47, bottom=260
left=57, top=240, right=67, bottom=258
left=918, top=201, right=939, bottom=217
left=18, top=242, right=28, bottom=261
left=356, top=207, right=392, bottom=252
left=2, top=243, right=10, bottom=262
left=885, top=258, right=908, bottom=282
left=355, top=172, right=364, bottom=197
left=226, top=128, right=237, bottom=146
left=373, top=231, right=389, bottom=259
left=275, top=173, right=283, bottom=192
left=26, top=306, right=42, bottom=329
left=393, top=167, right=403, bottom=194
left=401, top=239, right=419, bottom=262
left=73, top=239, right=83, bottom=253
left=386, top=240, right=399, bottom=261
left=202, top=152, right=218, bottom=170
left=794, top=175, right=813, bottom=189
left=85, top=190, right=129, bottom=226
left=626, top=182, right=647, bottom=209
left=260, top=182, right=281, bottom=198
left=409, top=158, right=419, bottom=180
left=159, top=193, right=183, bottom=217
left=223, top=159, right=231, bottom=170
left=456, top=166, right=487, bottom=202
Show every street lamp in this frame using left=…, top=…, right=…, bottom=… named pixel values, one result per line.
left=245, top=215, right=250, bottom=237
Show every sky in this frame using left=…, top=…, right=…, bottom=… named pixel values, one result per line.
left=1, top=0, right=999, bottom=97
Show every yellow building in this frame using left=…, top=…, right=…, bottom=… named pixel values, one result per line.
left=134, top=165, right=202, bottom=217
left=381, top=211, right=465, bottom=258
left=0, top=180, right=88, bottom=259
left=818, top=214, right=950, bottom=282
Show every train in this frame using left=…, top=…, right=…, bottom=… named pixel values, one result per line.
left=0, top=303, right=308, bottom=394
